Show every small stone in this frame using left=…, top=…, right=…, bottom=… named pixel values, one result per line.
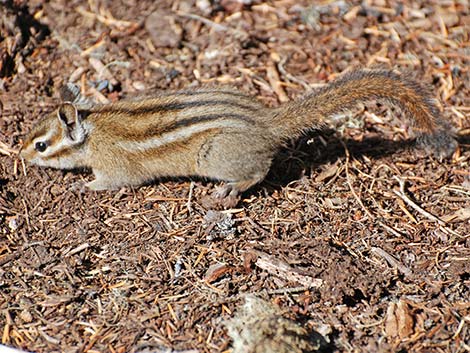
left=132, top=81, right=146, bottom=91
left=7, top=216, right=18, bottom=231
left=19, top=309, right=33, bottom=323
left=196, top=0, right=211, bottom=14
left=145, top=11, right=182, bottom=48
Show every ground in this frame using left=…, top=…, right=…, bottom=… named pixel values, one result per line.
left=0, top=0, right=469, bottom=352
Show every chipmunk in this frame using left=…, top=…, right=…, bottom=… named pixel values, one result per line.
left=20, top=69, right=457, bottom=207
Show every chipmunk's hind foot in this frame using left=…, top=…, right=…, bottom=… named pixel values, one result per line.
left=418, top=129, right=458, bottom=160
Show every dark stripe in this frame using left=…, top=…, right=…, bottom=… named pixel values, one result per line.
left=141, top=113, right=255, bottom=138
left=159, top=89, right=251, bottom=97
left=29, top=115, right=53, bottom=141
left=97, top=99, right=260, bottom=116
left=30, top=127, right=48, bottom=141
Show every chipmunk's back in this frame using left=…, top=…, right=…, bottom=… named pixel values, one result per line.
left=89, top=89, right=267, bottom=137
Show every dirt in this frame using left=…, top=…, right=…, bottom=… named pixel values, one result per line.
left=1, top=0, right=469, bottom=352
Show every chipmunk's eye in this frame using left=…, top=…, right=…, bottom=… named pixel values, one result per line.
left=34, top=141, right=48, bottom=152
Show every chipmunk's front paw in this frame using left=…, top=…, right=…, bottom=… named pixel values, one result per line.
left=85, top=179, right=114, bottom=191
left=70, top=181, right=88, bottom=193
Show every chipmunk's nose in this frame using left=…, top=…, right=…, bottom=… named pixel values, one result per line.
left=18, top=142, right=27, bottom=160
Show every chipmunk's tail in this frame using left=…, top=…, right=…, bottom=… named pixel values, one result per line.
left=269, top=69, right=456, bottom=158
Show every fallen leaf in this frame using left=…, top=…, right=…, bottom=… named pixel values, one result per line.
left=441, top=208, right=470, bottom=223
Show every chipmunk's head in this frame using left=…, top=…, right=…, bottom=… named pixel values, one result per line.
left=20, top=103, right=88, bottom=169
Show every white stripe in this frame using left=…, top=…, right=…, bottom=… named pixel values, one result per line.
left=118, top=119, right=247, bottom=152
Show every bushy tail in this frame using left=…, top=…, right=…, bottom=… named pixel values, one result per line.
left=269, top=69, right=456, bottom=158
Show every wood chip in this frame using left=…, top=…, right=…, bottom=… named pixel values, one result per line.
left=88, top=57, right=118, bottom=86
left=266, top=60, right=289, bottom=103
left=204, top=263, right=232, bottom=283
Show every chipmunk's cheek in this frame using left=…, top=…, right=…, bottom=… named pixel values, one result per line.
left=26, top=156, right=40, bottom=165
left=33, top=157, right=44, bottom=165
left=19, top=148, right=45, bottom=166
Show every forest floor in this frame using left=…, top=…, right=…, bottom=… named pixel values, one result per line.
left=1, top=0, right=469, bottom=352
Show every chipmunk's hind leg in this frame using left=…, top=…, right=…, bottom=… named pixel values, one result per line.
left=211, top=176, right=265, bottom=208
left=213, top=170, right=267, bottom=202
left=198, top=132, right=275, bottom=207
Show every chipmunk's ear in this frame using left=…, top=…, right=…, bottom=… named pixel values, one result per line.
left=60, top=82, right=96, bottom=109
left=57, top=103, right=86, bottom=143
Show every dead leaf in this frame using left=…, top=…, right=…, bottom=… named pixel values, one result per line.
left=385, top=300, right=414, bottom=339
left=204, top=263, right=232, bottom=283
left=441, top=208, right=470, bottom=223
left=396, top=300, right=414, bottom=338
left=315, top=162, right=340, bottom=183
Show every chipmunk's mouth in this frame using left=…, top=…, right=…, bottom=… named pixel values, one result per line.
left=17, top=146, right=35, bottom=164
left=18, top=146, right=26, bottom=160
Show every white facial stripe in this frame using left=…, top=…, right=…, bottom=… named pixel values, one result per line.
left=32, top=128, right=57, bottom=147
left=118, top=119, right=247, bottom=152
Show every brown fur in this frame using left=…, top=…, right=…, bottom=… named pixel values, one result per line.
left=271, top=69, right=450, bottom=139
left=20, top=69, right=457, bottom=206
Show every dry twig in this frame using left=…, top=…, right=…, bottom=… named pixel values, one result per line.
left=254, top=251, right=323, bottom=288
left=392, top=177, right=461, bottom=237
